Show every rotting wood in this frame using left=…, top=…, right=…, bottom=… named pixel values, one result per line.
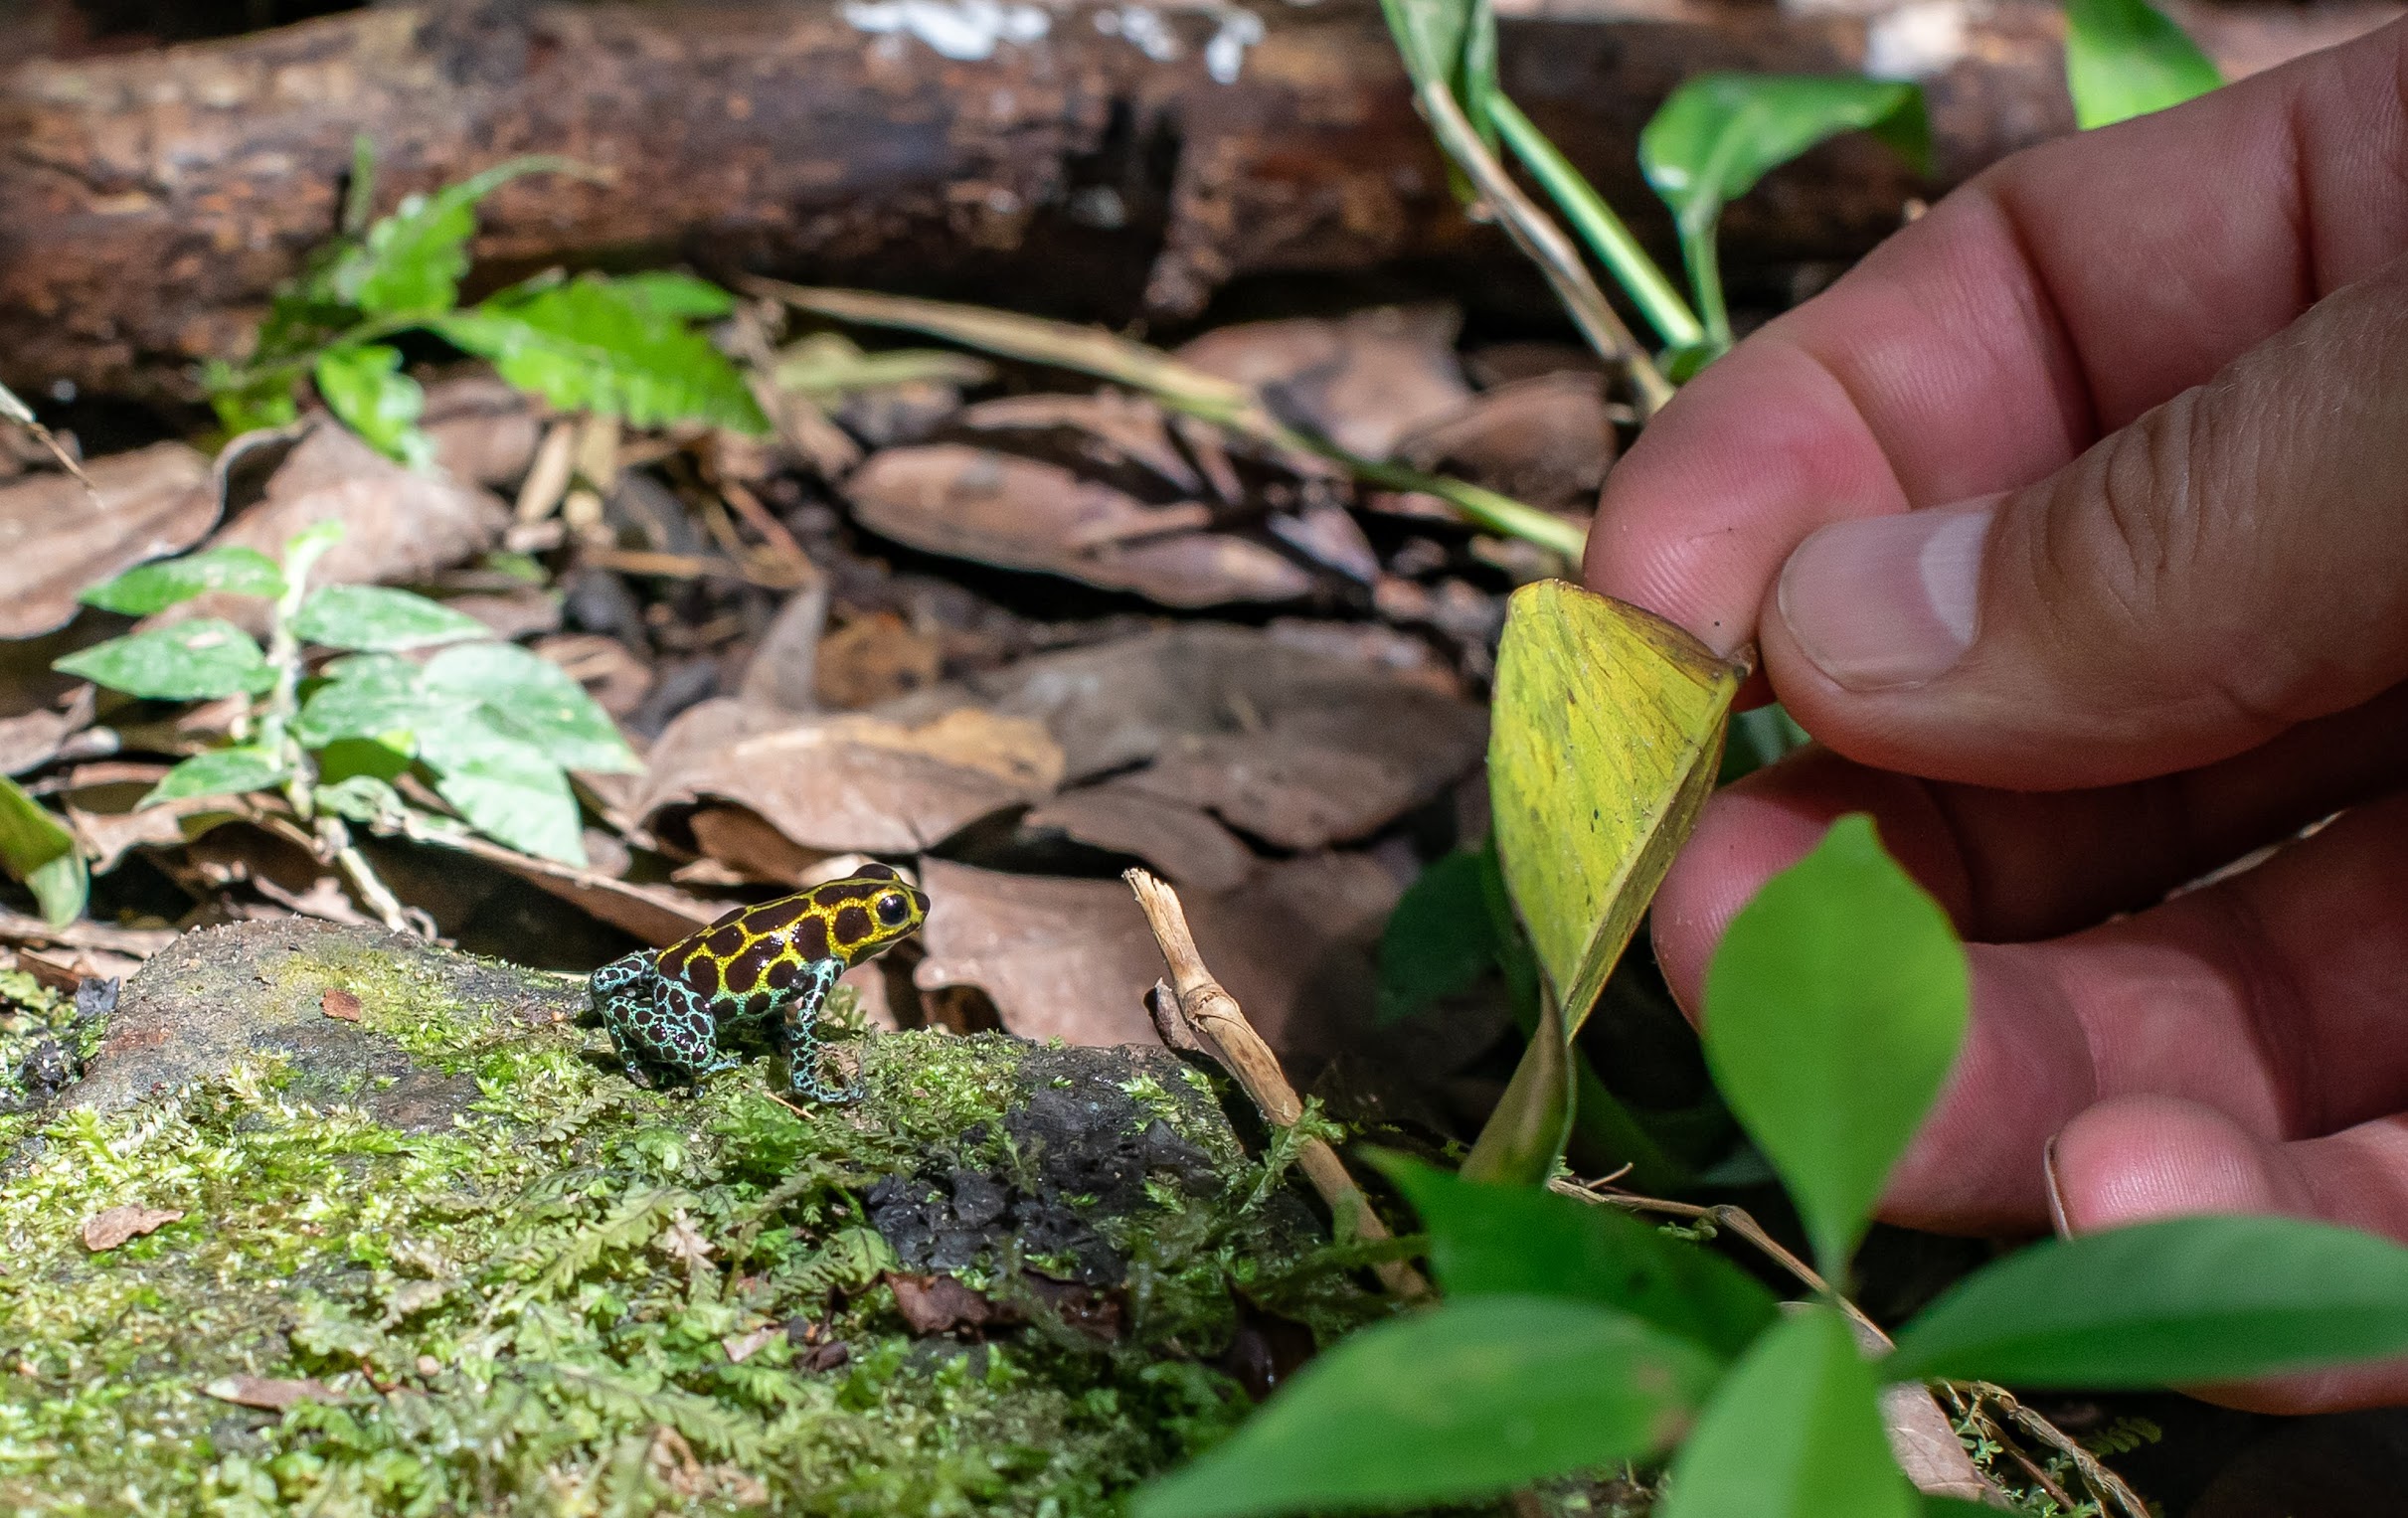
left=7, top=0, right=2386, bottom=402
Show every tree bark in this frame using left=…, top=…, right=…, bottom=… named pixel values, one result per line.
left=0, top=0, right=2391, bottom=401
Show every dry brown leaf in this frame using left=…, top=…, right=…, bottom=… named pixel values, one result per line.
left=203, top=1375, right=336, bottom=1411
left=1174, top=304, right=1471, bottom=459
left=421, top=374, right=542, bottom=488
left=1022, top=782, right=1256, bottom=895
left=914, top=853, right=1397, bottom=1062
left=845, top=444, right=1311, bottom=608
left=687, top=804, right=835, bottom=885
left=0, top=441, right=214, bottom=639
left=82, top=1203, right=184, bottom=1252
left=0, top=706, right=75, bottom=775
left=1397, top=371, right=1617, bottom=512
left=1265, top=502, right=1380, bottom=584
left=393, top=820, right=733, bottom=947
left=0, top=907, right=173, bottom=962
left=722, top=1323, right=782, bottom=1364
left=642, top=697, right=1063, bottom=855
left=880, top=624, right=1485, bottom=840
left=440, top=588, right=563, bottom=643
left=815, top=611, right=943, bottom=710
left=954, top=390, right=1204, bottom=494
left=886, top=1272, right=1005, bottom=1336
left=169, top=422, right=508, bottom=631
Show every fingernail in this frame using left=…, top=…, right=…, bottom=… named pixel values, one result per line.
left=2042, top=1136, right=2073, bottom=1239
left=1777, top=500, right=1994, bottom=690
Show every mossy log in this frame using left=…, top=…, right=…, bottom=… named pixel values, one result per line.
left=0, top=921, right=1377, bottom=1513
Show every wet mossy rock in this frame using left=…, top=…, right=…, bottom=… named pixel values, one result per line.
left=1, top=922, right=1379, bottom=1515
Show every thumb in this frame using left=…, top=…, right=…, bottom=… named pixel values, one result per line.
left=1760, top=253, right=2408, bottom=790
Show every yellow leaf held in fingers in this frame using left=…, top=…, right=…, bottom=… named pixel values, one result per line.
left=1489, top=580, right=1743, bottom=1035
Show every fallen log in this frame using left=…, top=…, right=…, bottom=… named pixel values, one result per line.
left=1, top=0, right=2392, bottom=401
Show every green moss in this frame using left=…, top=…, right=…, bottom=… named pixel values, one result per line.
left=1, top=1010, right=1369, bottom=1515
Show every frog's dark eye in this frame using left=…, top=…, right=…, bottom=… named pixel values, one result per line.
left=874, top=892, right=911, bottom=928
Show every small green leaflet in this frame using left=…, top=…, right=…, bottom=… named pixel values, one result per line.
left=54, top=620, right=277, bottom=702
left=0, top=774, right=87, bottom=927
left=1376, top=849, right=1499, bottom=1023
left=81, top=548, right=285, bottom=616
left=292, top=585, right=490, bottom=653
left=143, top=747, right=289, bottom=808
left=313, top=345, right=432, bottom=469
left=1640, top=75, right=1929, bottom=238
left=1885, top=1214, right=2408, bottom=1387
left=614, top=270, right=740, bottom=319
left=435, top=274, right=768, bottom=434
left=327, top=156, right=571, bottom=317
left=1701, top=814, right=1967, bottom=1281
left=422, top=642, right=641, bottom=774
left=1658, top=1307, right=1916, bottom=1518
left=2065, top=0, right=2221, bottom=129
left=295, top=654, right=459, bottom=750
left=1133, top=1295, right=1717, bottom=1518
left=416, top=713, right=588, bottom=865
left=1372, top=1152, right=1778, bottom=1358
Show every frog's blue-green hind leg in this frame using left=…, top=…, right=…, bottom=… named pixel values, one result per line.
left=779, top=959, right=864, bottom=1104
left=592, top=951, right=740, bottom=1093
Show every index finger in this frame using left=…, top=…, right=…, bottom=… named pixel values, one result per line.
left=1585, top=19, right=2408, bottom=654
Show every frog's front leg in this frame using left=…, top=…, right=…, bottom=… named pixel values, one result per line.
left=776, top=959, right=863, bottom=1104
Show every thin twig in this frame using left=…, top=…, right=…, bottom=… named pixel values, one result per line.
left=1405, top=78, right=1673, bottom=417
left=1972, top=1383, right=2152, bottom=1518
left=1124, top=869, right=1432, bottom=1302
left=0, top=379, right=95, bottom=496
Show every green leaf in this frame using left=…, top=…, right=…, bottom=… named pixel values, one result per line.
left=0, top=774, right=86, bottom=928
left=313, top=344, right=433, bottom=468
left=434, top=275, right=769, bottom=433
left=294, top=654, right=460, bottom=749
left=329, top=156, right=570, bottom=317
left=1132, top=1295, right=1716, bottom=1518
left=614, top=270, right=739, bottom=319
left=1377, top=849, right=1500, bottom=1023
left=1701, top=814, right=1967, bottom=1280
left=54, top=620, right=276, bottom=702
left=423, top=641, right=640, bottom=774
left=142, top=747, right=288, bottom=807
left=1641, top=74, right=1929, bottom=237
left=1886, top=1215, right=2408, bottom=1387
left=1658, top=1306, right=1916, bottom=1518
left=205, top=360, right=303, bottom=437
left=315, top=774, right=406, bottom=825
left=293, top=586, right=489, bottom=653
left=1462, top=979, right=1576, bottom=1186
left=1371, top=1152, right=1778, bottom=1358
left=1718, top=702, right=1812, bottom=784
left=1640, top=75, right=1927, bottom=344
left=81, top=547, right=285, bottom=615
left=416, top=714, right=587, bottom=864
left=2065, top=0, right=2221, bottom=129
left=1488, top=581, right=1741, bottom=1032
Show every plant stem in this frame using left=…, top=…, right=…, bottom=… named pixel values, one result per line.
left=211, top=312, right=420, bottom=398
left=259, top=528, right=414, bottom=935
left=1404, top=75, right=1675, bottom=416
left=1682, top=222, right=1734, bottom=352
left=1488, top=96, right=1705, bottom=352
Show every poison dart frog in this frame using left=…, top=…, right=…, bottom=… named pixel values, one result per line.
left=587, top=864, right=930, bottom=1101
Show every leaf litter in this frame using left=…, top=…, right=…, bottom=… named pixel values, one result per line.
left=1, top=270, right=1583, bottom=1155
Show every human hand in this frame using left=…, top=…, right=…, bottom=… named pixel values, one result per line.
left=1586, top=19, right=2408, bottom=1410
